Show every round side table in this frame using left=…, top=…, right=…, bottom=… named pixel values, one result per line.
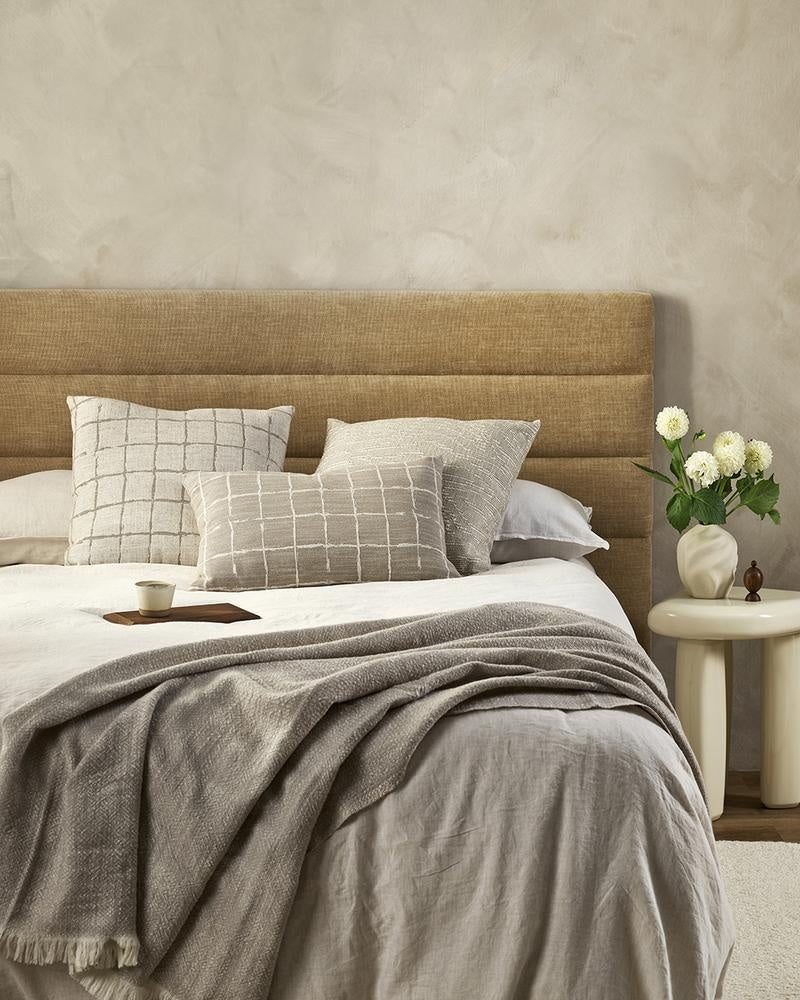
left=649, top=587, right=800, bottom=821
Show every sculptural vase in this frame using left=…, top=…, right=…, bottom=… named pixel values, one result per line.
left=676, top=524, right=738, bottom=599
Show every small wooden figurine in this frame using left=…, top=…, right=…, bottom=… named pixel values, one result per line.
left=743, top=560, right=763, bottom=602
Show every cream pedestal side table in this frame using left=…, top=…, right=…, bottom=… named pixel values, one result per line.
left=648, top=588, right=800, bottom=821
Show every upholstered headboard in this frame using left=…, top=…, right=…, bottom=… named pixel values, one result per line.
left=0, top=289, right=653, bottom=644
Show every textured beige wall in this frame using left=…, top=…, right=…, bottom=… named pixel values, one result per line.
left=1, top=0, right=798, bottom=766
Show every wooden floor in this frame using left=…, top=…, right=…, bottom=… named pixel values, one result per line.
left=713, top=771, right=800, bottom=842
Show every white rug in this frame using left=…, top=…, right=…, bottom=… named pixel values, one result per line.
left=717, top=840, right=800, bottom=999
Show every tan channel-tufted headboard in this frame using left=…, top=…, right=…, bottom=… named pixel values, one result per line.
left=0, top=289, right=653, bottom=645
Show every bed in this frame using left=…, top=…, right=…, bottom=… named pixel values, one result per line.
left=0, top=290, right=733, bottom=1000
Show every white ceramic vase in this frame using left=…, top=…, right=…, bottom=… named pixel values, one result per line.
left=676, top=524, right=738, bottom=599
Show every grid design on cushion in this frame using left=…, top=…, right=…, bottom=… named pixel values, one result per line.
left=185, top=458, right=457, bottom=591
left=316, top=417, right=540, bottom=575
left=66, top=397, right=294, bottom=566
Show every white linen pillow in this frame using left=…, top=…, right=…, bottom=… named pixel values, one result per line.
left=0, top=470, right=71, bottom=565
left=491, top=479, right=609, bottom=563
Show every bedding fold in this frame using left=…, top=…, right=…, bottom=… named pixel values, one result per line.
left=0, top=601, right=706, bottom=1000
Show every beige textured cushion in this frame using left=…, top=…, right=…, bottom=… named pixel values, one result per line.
left=185, top=459, right=457, bottom=591
left=317, top=417, right=540, bottom=574
left=66, top=397, right=294, bottom=566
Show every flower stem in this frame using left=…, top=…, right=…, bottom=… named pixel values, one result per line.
left=675, top=442, right=694, bottom=495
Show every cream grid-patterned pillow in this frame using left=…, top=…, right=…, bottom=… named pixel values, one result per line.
left=184, top=459, right=457, bottom=591
left=317, top=416, right=540, bottom=575
left=66, top=397, right=294, bottom=566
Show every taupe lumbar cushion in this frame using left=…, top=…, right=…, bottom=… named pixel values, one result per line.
left=185, top=458, right=457, bottom=591
left=316, top=417, right=540, bottom=575
left=66, top=397, right=294, bottom=566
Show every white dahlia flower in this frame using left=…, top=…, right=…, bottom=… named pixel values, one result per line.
left=744, top=439, right=773, bottom=476
left=685, top=451, right=720, bottom=488
left=655, top=406, right=690, bottom=441
left=712, top=430, right=746, bottom=477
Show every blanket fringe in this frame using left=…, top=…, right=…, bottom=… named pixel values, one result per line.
left=0, top=931, right=139, bottom=974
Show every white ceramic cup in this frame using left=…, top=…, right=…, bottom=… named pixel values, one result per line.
left=135, top=580, right=176, bottom=618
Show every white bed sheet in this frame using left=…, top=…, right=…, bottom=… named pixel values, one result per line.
left=0, top=557, right=632, bottom=717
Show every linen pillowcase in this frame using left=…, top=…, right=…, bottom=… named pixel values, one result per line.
left=491, top=479, right=609, bottom=563
left=0, top=469, right=72, bottom=565
left=316, top=417, right=540, bottom=575
left=185, top=459, right=457, bottom=591
left=66, top=397, right=294, bottom=566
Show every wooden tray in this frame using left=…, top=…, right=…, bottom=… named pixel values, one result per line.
left=103, top=603, right=261, bottom=626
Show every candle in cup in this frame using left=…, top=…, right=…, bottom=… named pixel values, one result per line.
left=135, top=580, right=176, bottom=618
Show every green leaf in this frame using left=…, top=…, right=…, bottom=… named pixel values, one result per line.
left=691, top=488, right=727, bottom=525
left=740, top=476, right=780, bottom=516
left=767, top=508, right=781, bottom=525
left=632, top=462, right=674, bottom=486
left=669, top=451, right=684, bottom=482
left=666, top=492, right=692, bottom=533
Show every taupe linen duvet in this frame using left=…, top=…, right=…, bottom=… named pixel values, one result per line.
left=0, top=602, right=734, bottom=1000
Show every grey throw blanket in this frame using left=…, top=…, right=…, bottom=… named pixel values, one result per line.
left=0, top=602, right=701, bottom=1000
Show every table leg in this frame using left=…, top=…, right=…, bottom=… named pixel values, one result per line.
left=724, top=641, right=733, bottom=772
left=675, top=638, right=727, bottom=820
left=761, top=634, right=800, bottom=808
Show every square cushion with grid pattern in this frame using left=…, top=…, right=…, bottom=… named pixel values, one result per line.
left=65, top=396, right=294, bottom=566
left=184, top=459, right=457, bottom=590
